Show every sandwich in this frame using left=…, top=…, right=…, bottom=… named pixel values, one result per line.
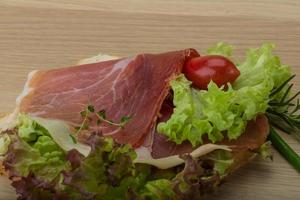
left=0, top=43, right=294, bottom=200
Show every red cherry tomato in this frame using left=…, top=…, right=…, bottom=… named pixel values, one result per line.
left=183, top=55, right=240, bottom=90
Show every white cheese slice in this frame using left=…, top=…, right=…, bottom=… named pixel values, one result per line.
left=32, top=116, right=91, bottom=157
left=134, top=145, right=231, bottom=169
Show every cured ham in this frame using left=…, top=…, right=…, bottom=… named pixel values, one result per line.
left=15, top=49, right=199, bottom=147
left=151, top=96, right=269, bottom=158
left=151, top=114, right=269, bottom=159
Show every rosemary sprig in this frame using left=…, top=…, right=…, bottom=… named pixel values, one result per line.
left=69, top=105, right=132, bottom=143
left=269, top=75, right=295, bottom=97
left=266, top=75, right=300, bottom=140
left=266, top=75, right=300, bottom=172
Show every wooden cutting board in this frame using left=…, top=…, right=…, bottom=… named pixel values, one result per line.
left=0, top=1, right=299, bottom=199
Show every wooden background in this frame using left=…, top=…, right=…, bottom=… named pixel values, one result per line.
left=0, top=0, right=300, bottom=199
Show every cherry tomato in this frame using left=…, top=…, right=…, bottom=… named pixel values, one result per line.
left=183, top=55, right=240, bottom=90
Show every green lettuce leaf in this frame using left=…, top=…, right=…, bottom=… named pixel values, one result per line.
left=17, top=114, right=49, bottom=143
left=205, top=150, right=233, bottom=176
left=157, top=77, right=244, bottom=145
left=158, top=43, right=291, bottom=145
left=141, top=179, right=175, bottom=200
left=4, top=115, right=69, bottom=181
left=4, top=117, right=230, bottom=200
left=0, top=133, right=11, bottom=156
left=257, top=141, right=273, bottom=160
left=156, top=75, right=203, bottom=146
left=5, top=135, right=68, bottom=181
left=233, top=43, right=291, bottom=101
left=61, top=135, right=143, bottom=200
left=32, top=116, right=91, bottom=157
left=206, top=42, right=233, bottom=57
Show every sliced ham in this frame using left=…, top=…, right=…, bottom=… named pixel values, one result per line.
left=17, top=49, right=199, bottom=147
left=151, top=112, right=269, bottom=159
left=150, top=96, right=269, bottom=159
left=140, top=114, right=268, bottom=168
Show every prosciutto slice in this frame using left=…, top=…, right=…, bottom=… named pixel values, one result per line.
left=151, top=98, right=269, bottom=159
left=17, top=49, right=199, bottom=147
left=151, top=114, right=269, bottom=159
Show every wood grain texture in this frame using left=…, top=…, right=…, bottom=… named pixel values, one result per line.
left=0, top=0, right=299, bottom=199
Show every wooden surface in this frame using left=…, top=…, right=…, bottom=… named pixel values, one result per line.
left=0, top=0, right=300, bottom=199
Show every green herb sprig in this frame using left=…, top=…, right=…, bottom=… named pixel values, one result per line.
left=266, top=75, right=300, bottom=172
left=69, top=105, right=132, bottom=143
left=96, top=109, right=132, bottom=129
left=267, top=75, right=300, bottom=140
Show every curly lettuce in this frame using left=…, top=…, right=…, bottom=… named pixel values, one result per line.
left=206, top=150, right=233, bottom=176
left=157, top=77, right=263, bottom=144
left=0, top=133, right=10, bottom=156
left=158, top=43, right=291, bottom=146
left=233, top=43, right=290, bottom=91
left=2, top=115, right=232, bottom=200
left=206, top=42, right=233, bottom=57
left=4, top=115, right=69, bottom=181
